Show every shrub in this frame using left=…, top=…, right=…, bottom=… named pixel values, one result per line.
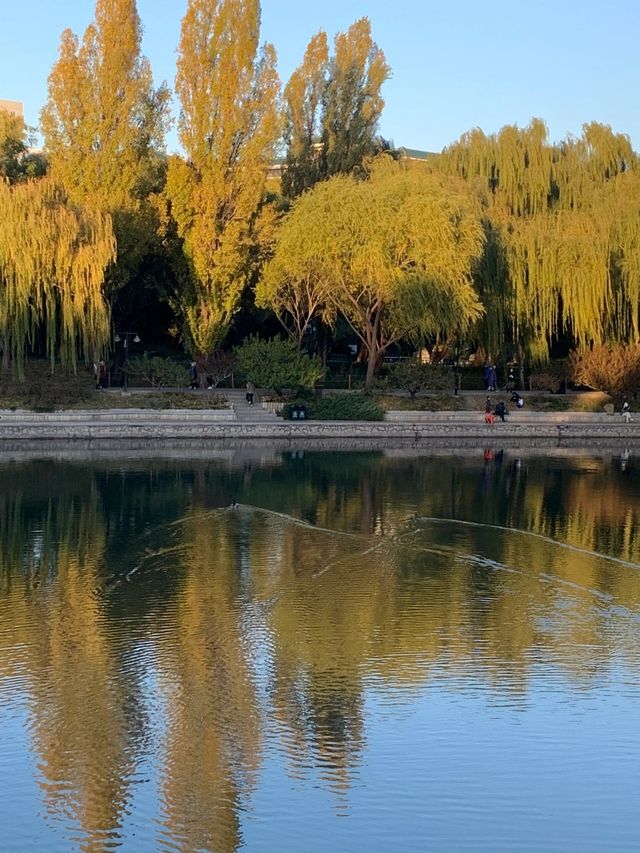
left=384, top=360, right=451, bottom=397
left=127, top=353, right=189, bottom=388
left=235, top=336, right=325, bottom=396
left=569, top=344, right=640, bottom=403
left=529, top=372, right=562, bottom=393
left=198, top=351, right=235, bottom=389
left=312, top=393, right=384, bottom=421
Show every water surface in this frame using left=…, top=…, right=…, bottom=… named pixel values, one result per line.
left=1, top=446, right=639, bottom=851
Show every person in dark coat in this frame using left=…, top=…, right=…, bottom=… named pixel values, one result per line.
left=494, top=401, right=507, bottom=422
left=482, top=361, right=491, bottom=390
left=189, top=361, right=199, bottom=389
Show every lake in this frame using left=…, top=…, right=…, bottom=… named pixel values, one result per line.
left=1, top=444, right=639, bottom=852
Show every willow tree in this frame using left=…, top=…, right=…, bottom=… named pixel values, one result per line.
left=437, top=119, right=639, bottom=373
left=255, top=218, right=334, bottom=345
left=0, top=180, right=115, bottom=371
left=166, top=0, right=281, bottom=356
left=260, top=160, right=485, bottom=385
left=41, top=0, right=169, bottom=294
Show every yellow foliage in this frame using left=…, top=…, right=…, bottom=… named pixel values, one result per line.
left=168, top=0, right=281, bottom=355
left=260, top=162, right=484, bottom=381
left=438, top=120, right=640, bottom=360
left=0, top=179, right=115, bottom=370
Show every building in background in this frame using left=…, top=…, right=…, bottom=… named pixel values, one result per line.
left=0, top=99, right=23, bottom=117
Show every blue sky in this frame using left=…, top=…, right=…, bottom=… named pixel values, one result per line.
left=2, top=0, right=639, bottom=153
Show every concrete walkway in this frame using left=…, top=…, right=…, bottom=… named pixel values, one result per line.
left=0, top=407, right=639, bottom=442
left=0, top=386, right=638, bottom=441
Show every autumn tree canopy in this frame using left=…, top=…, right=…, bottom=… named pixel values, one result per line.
left=0, top=179, right=115, bottom=371
left=260, top=160, right=485, bottom=384
left=282, top=18, right=390, bottom=199
left=166, top=0, right=281, bottom=356
left=41, top=0, right=169, bottom=294
left=436, top=120, right=640, bottom=370
left=0, top=110, right=47, bottom=184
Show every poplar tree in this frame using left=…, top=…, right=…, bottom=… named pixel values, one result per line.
left=282, top=18, right=390, bottom=198
left=166, top=0, right=281, bottom=356
left=41, top=0, right=169, bottom=293
left=0, top=180, right=115, bottom=371
left=322, top=18, right=390, bottom=178
left=281, top=31, right=329, bottom=199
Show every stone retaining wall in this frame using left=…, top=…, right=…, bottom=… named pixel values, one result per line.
left=1, top=408, right=639, bottom=441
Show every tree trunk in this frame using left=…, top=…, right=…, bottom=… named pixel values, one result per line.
left=364, top=306, right=381, bottom=388
left=516, top=339, right=525, bottom=390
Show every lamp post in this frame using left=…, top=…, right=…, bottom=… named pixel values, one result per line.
left=454, top=339, right=461, bottom=396
left=114, top=332, right=141, bottom=391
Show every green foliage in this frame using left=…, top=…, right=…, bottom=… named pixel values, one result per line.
left=261, top=162, right=485, bottom=386
left=234, top=336, right=325, bottom=395
left=437, top=120, right=640, bottom=362
left=0, top=110, right=46, bottom=184
left=311, top=393, right=384, bottom=421
left=281, top=31, right=328, bottom=199
left=116, top=392, right=228, bottom=410
left=127, top=353, right=189, bottom=387
left=282, top=18, right=390, bottom=199
left=322, top=18, right=390, bottom=178
left=384, top=361, right=451, bottom=397
left=569, top=344, right=640, bottom=402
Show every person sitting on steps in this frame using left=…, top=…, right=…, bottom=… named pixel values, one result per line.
left=484, top=397, right=494, bottom=424
left=494, top=400, right=508, bottom=422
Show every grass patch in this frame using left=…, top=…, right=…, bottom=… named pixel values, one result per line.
left=90, top=392, right=229, bottom=410
left=282, top=393, right=384, bottom=421
left=0, top=363, right=229, bottom=411
left=375, top=391, right=613, bottom=413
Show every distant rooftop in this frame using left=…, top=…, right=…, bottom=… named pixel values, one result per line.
left=398, top=148, right=435, bottom=160
left=0, top=99, right=23, bottom=117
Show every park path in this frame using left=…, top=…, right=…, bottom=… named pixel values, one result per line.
left=224, top=389, right=280, bottom=423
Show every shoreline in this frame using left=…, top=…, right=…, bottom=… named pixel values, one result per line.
left=1, top=408, right=639, bottom=443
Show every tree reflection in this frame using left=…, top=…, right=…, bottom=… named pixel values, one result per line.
left=1, top=449, right=640, bottom=850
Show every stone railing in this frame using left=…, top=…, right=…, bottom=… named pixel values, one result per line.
left=384, top=410, right=619, bottom=423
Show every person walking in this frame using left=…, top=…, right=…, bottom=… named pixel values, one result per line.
left=246, top=380, right=255, bottom=406
left=189, top=361, right=199, bottom=390
left=488, top=364, right=498, bottom=392
left=482, top=360, right=491, bottom=391
left=98, top=361, right=108, bottom=389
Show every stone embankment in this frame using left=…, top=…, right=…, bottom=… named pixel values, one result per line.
left=0, top=406, right=638, bottom=441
